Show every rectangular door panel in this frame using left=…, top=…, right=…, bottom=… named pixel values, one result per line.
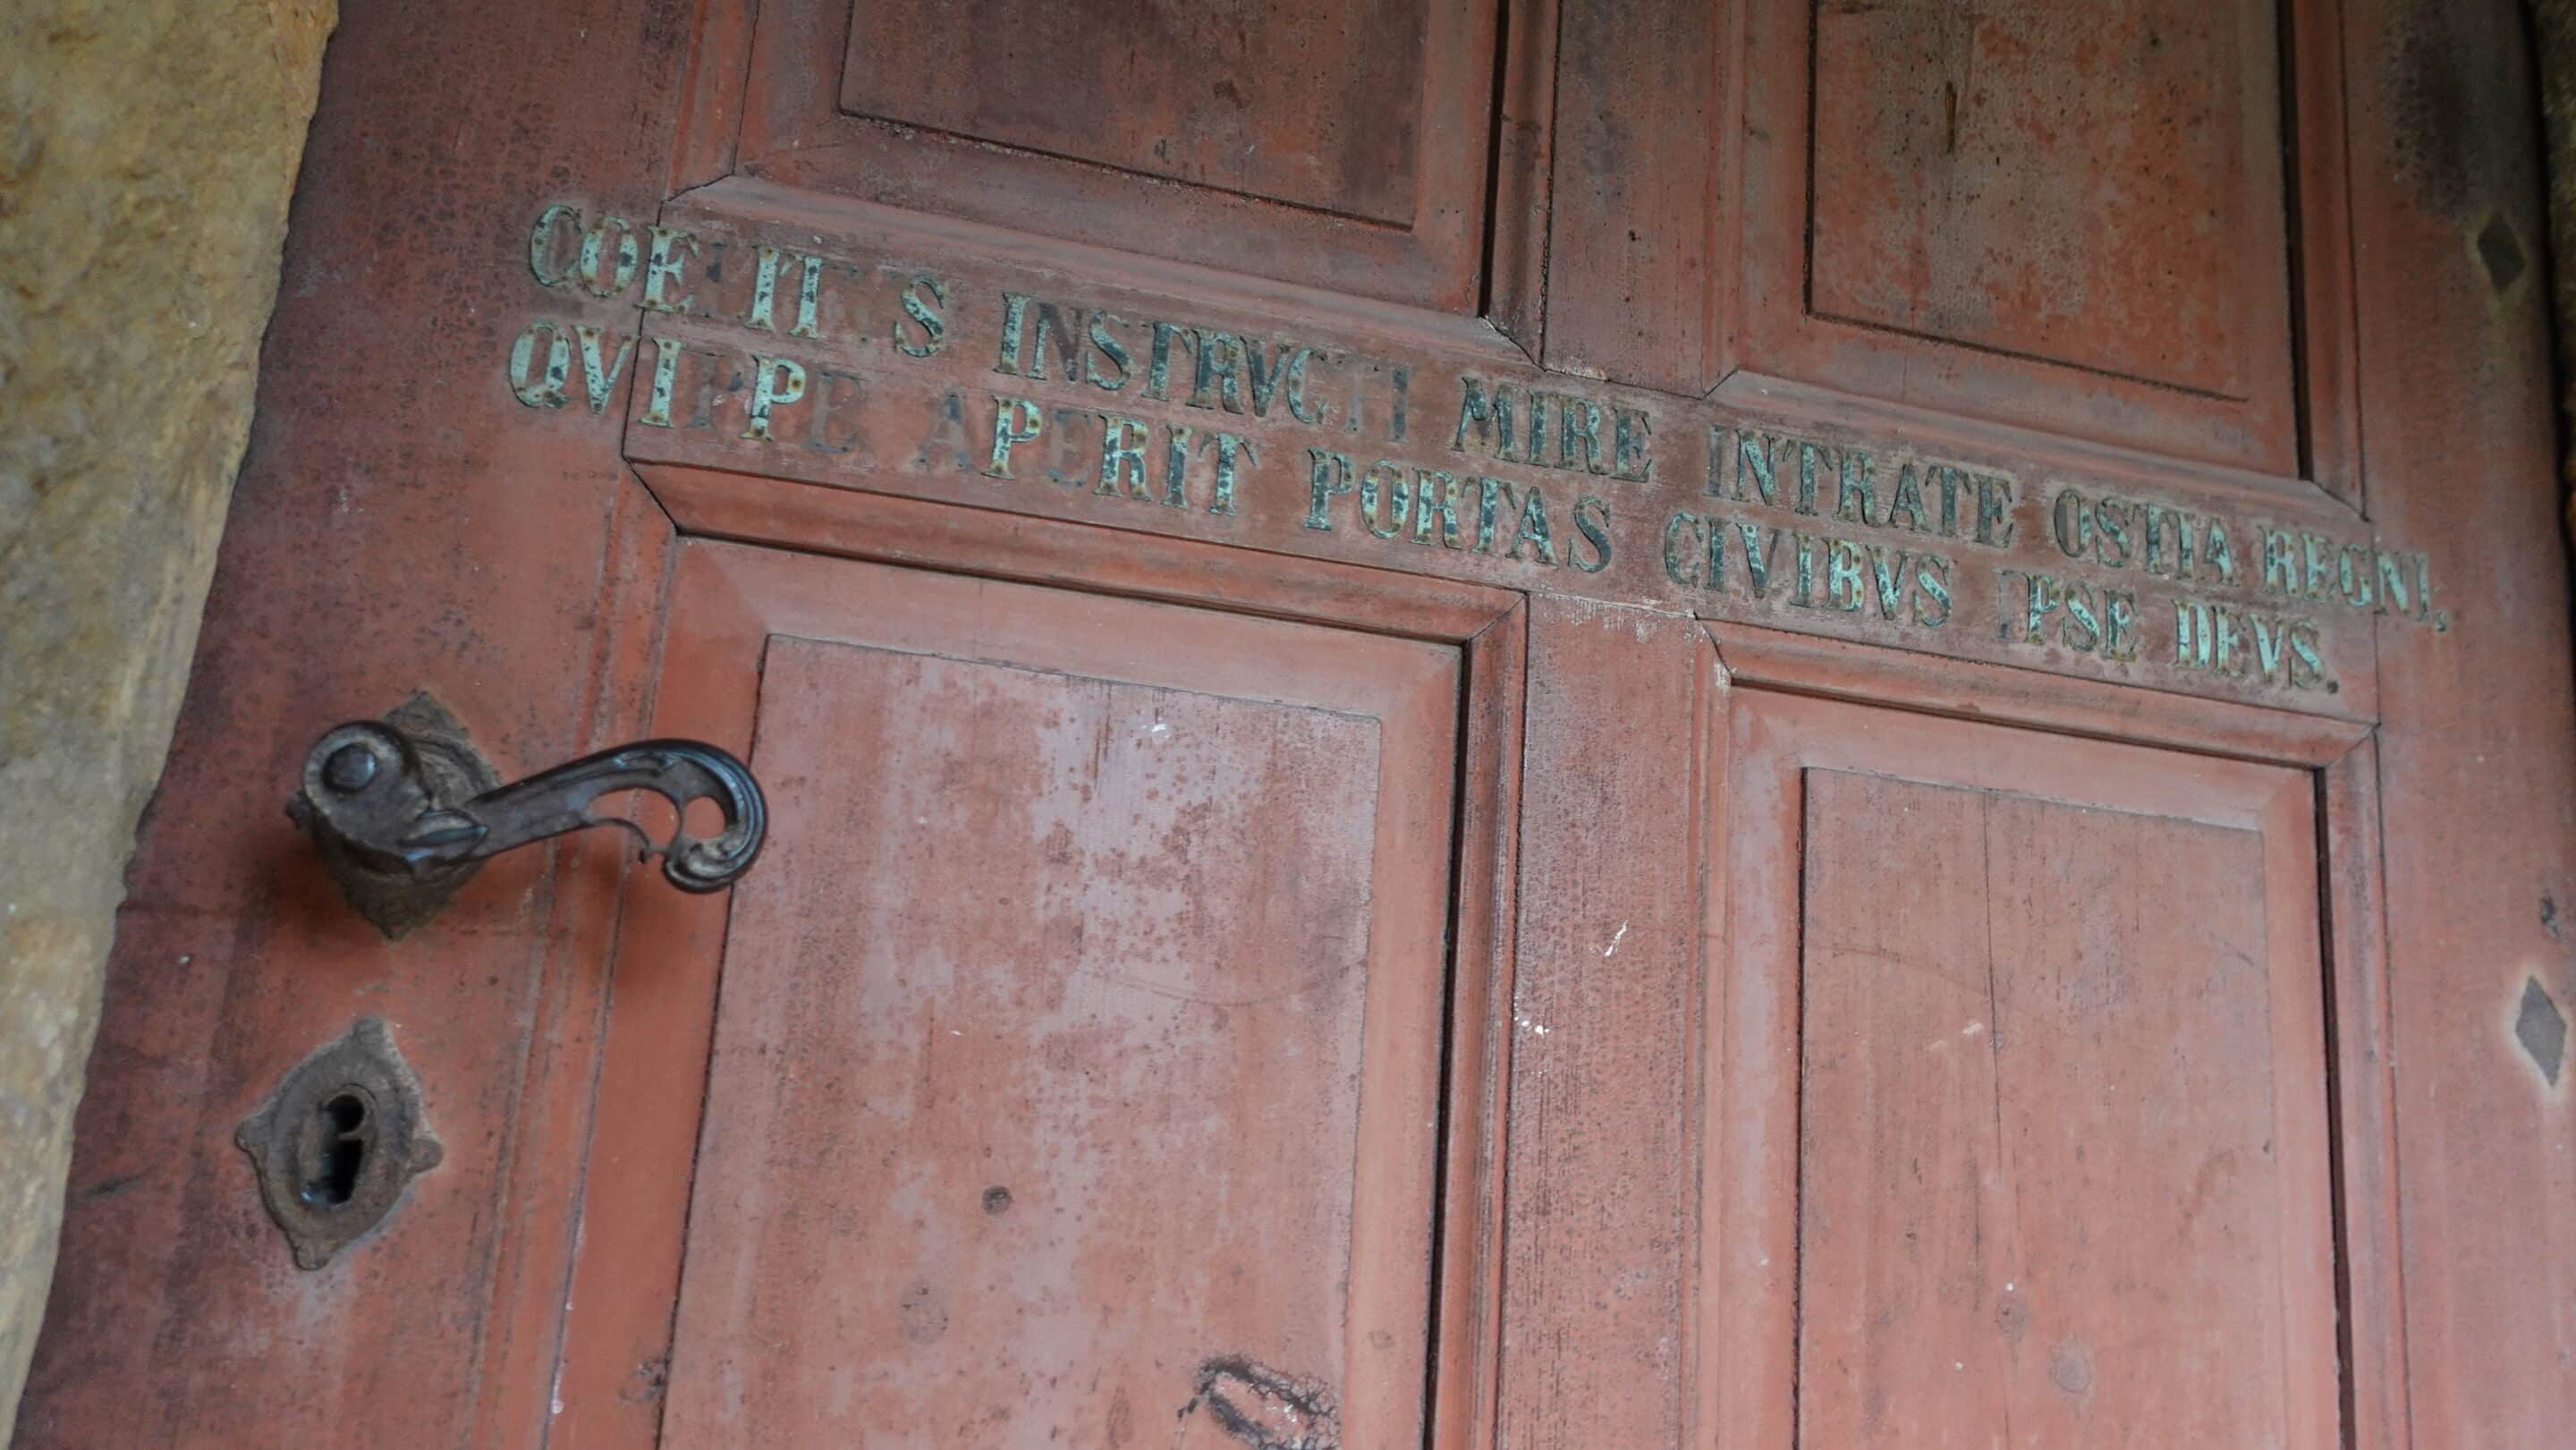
left=554, top=539, right=1480, bottom=1447
left=1802, top=773, right=2297, bottom=1445
left=1738, top=0, right=2353, bottom=488
left=838, top=0, right=1427, bottom=226
left=1809, top=0, right=2277, bottom=400
left=709, top=0, right=1504, bottom=311
left=1704, top=689, right=2338, bottom=1448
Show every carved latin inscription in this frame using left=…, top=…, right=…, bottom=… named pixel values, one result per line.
left=504, top=203, right=2446, bottom=708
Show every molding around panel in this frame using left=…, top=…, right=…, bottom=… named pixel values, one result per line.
left=632, top=462, right=1527, bottom=647
left=1706, top=620, right=2375, bottom=764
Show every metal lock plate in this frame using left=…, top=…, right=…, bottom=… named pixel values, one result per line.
left=235, top=1018, right=444, bottom=1270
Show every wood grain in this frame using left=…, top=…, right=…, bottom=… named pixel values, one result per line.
left=1496, top=599, right=1714, bottom=1449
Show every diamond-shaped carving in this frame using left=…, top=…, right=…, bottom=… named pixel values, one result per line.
left=2478, top=212, right=2529, bottom=295
left=2515, top=976, right=2565, bottom=1087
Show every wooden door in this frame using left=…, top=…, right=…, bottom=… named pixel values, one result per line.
left=20, top=1, right=2576, bottom=1448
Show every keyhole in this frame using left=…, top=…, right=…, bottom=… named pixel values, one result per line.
left=301, top=1090, right=373, bottom=1209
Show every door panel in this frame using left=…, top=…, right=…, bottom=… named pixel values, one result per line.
left=1809, top=0, right=2284, bottom=397
left=711, top=0, right=1505, bottom=311
left=551, top=539, right=1486, bottom=1446
left=1705, top=689, right=2337, bottom=1448
left=837, top=1, right=1425, bottom=225
left=1738, top=0, right=2353, bottom=487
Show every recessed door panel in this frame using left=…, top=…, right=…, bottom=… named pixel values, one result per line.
left=1705, top=689, right=2338, bottom=1448
left=553, top=539, right=1482, bottom=1446
left=1809, top=0, right=2278, bottom=400
left=1740, top=0, right=2349, bottom=484
left=1801, top=773, right=2300, bottom=1445
left=838, top=0, right=1428, bottom=226
left=716, top=0, right=1504, bottom=311
left=663, top=637, right=1385, bottom=1444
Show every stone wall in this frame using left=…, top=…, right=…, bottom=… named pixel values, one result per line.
left=0, top=0, right=335, bottom=1426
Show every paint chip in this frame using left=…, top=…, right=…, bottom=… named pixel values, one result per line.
left=1180, top=1356, right=1340, bottom=1449
left=2515, top=975, right=2565, bottom=1087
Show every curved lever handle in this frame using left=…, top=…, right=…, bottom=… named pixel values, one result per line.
left=289, top=716, right=767, bottom=937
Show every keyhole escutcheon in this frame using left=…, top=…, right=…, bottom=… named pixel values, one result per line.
left=237, top=1018, right=443, bottom=1269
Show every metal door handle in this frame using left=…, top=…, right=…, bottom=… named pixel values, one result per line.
left=288, top=711, right=767, bottom=937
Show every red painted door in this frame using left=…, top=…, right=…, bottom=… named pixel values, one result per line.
left=21, top=1, right=2576, bottom=1447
